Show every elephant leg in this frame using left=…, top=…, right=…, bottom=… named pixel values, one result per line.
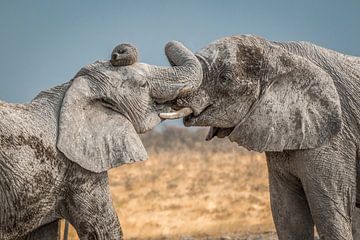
left=266, top=152, right=314, bottom=240
left=59, top=164, right=122, bottom=240
left=353, top=207, right=360, bottom=240
left=354, top=154, right=360, bottom=239
left=292, top=144, right=357, bottom=240
left=68, top=201, right=122, bottom=240
left=23, top=220, right=61, bottom=240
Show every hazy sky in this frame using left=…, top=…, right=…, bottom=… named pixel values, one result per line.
left=0, top=0, right=359, bottom=125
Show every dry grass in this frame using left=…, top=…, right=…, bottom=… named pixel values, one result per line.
left=63, top=127, right=275, bottom=239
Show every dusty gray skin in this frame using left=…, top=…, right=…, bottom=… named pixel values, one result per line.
left=165, top=35, right=360, bottom=239
left=0, top=41, right=202, bottom=240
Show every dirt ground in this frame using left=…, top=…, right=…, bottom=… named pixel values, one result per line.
left=183, top=232, right=278, bottom=239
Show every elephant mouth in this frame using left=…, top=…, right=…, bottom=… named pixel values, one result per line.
left=181, top=103, right=213, bottom=126
left=182, top=104, right=235, bottom=141
left=160, top=104, right=235, bottom=140
left=205, top=127, right=235, bottom=141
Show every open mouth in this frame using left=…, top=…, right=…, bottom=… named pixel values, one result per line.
left=182, top=104, right=235, bottom=141
left=205, top=127, right=235, bottom=141
left=158, top=103, right=235, bottom=141
left=182, top=110, right=199, bottom=125
left=181, top=103, right=212, bottom=126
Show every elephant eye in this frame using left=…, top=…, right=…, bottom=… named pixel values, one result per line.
left=141, top=81, right=149, bottom=89
left=219, top=72, right=232, bottom=86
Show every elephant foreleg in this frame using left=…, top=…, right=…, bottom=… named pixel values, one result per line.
left=59, top=164, right=122, bottom=240
left=23, top=220, right=61, bottom=240
left=353, top=208, right=360, bottom=240
left=266, top=153, right=314, bottom=240
left=291, top=141, right=357, bottom=240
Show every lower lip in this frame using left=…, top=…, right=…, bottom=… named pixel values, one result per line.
left=183, top=114, right=197, bottom=126
left=183, top=105, right=210, bottom=126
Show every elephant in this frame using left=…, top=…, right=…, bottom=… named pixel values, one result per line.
left=0, top=41, right=202, bottom=240
left=161, top=35, right=360, bottom=239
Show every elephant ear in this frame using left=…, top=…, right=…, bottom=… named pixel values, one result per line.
left=57, top=77, right=147, bottom=173
left=228, top=47, right=342, bottom=152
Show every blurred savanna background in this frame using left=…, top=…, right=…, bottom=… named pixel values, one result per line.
left=63, top=126, right=274, bottom=239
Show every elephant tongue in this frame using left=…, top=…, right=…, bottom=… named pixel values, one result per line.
left=206, top=127, right=234, bottom=141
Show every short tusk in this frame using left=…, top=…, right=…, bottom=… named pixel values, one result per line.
left=159, top=107, right=193, bottom=119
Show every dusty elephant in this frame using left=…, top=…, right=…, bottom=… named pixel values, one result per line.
left=0, top=41, right=202, bottom=240
left=162, top=35, right=360, bottom=239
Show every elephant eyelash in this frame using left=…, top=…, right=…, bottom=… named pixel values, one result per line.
left=219, top=75, right=231, bottom=85
left=219, top=71, right=234, bottom=86
left=141, top=81, right=149, bottom=88
left=99, top=98, right=121, bottom=113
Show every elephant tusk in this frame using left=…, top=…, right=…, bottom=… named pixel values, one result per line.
left=159, top=107, right=193, bottom=119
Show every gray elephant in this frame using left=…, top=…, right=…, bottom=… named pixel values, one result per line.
left=0, top=41, right=202, bottom=240
left=161, top=35, right=360, bottom=239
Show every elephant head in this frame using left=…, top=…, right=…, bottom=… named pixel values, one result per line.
left=162, top=35, right=342, bottom=152
left=57, top=41, right=202, bottom=172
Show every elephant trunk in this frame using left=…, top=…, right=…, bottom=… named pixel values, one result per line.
left=110, top=43, right=139, bottom=66
left=148, top=41, right=203, bottom=103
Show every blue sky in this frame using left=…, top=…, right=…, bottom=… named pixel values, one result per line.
left=0, top=0, right=359, bottom=125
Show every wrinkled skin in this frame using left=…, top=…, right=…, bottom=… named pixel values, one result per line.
left=174, top=35, right=360, bottom=239
left=0, top=42, right=202, bottom=240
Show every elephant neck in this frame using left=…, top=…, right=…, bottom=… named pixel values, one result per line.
left=275, top=41, right=359, bottom=70
left=32, top=82, right=71, bottom=110
left=30, top=81, right=72, bottom=142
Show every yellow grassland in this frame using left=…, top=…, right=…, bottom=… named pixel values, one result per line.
left=62, top=127, right=275, bottom=239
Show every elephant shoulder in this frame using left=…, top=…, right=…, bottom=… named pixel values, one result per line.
left=0, top=102, right=12, bottom=136
left=0, top=103, right=29, bottom=133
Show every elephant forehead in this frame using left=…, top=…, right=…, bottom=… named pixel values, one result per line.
left=109, top=63, right=149, bottom=82
left=197, top=35, right=267, bottom=68
left=197, top=40, right=239, bottom=66
left=81, top=61, right=148, bottom=81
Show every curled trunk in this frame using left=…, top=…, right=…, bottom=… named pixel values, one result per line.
left=110, top=44, right=139, bottom=66
left=148, top=41, right=203, bottom=103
